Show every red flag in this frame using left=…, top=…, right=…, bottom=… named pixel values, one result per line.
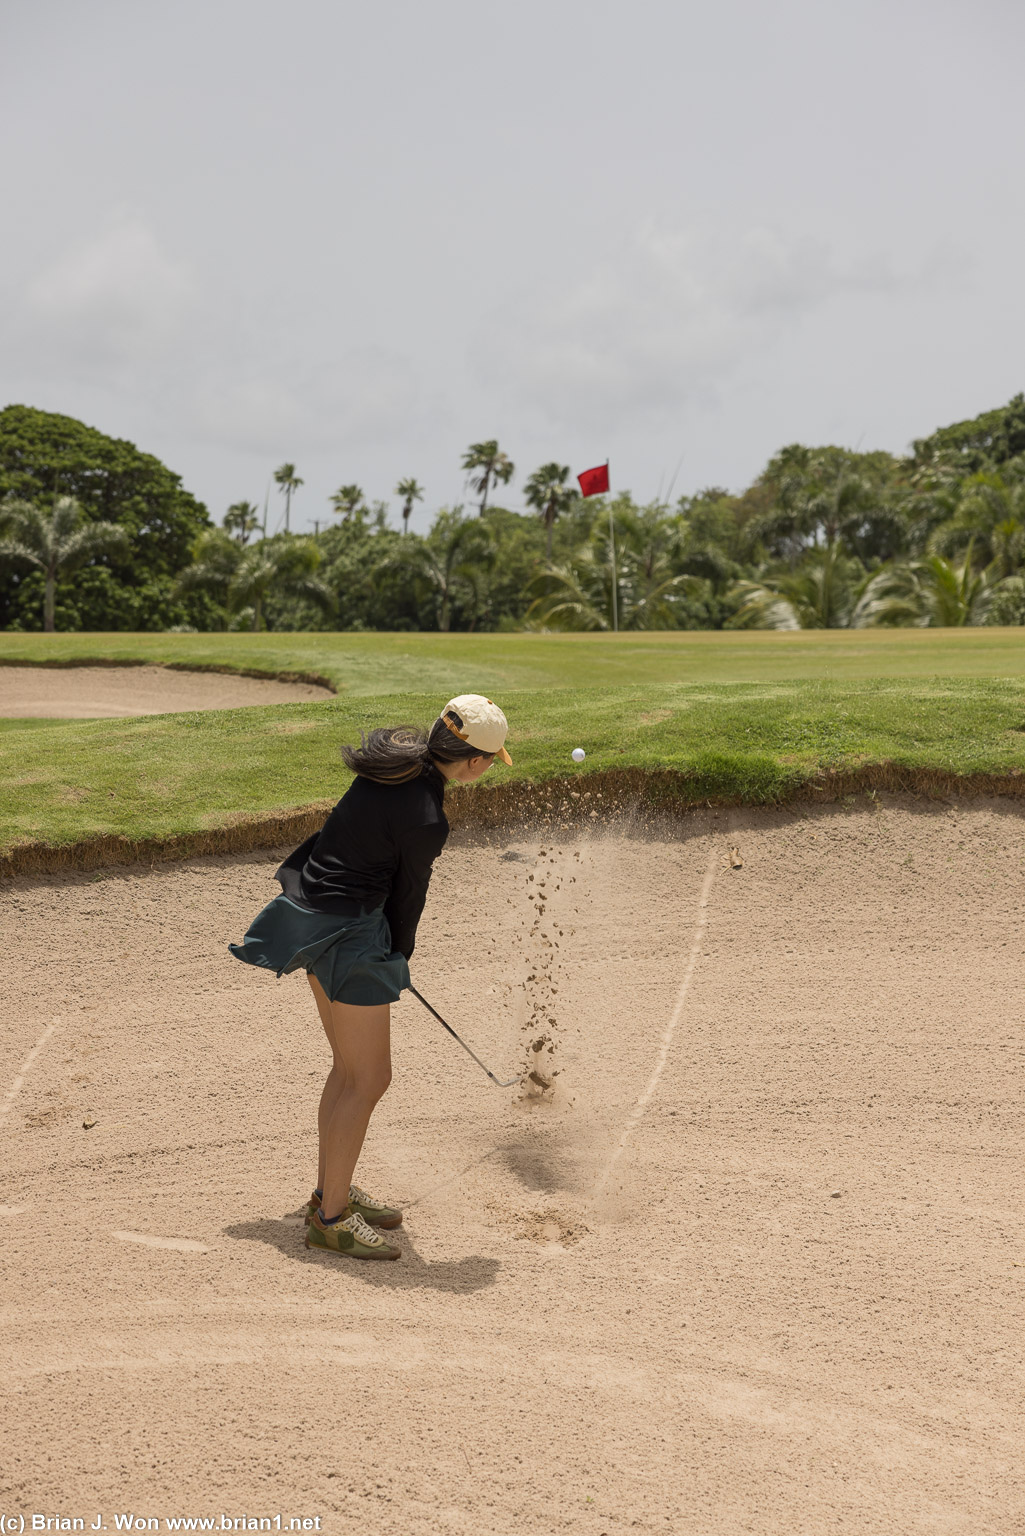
left=576, top=462, right=610, bottom=497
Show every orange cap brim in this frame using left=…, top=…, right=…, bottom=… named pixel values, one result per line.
left=497, top=745, right=512, bottom=765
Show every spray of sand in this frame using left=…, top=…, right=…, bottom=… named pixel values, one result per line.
left=508, top=781, right=620, bottom=1104
left=516, top=843, right=579, bottom=1102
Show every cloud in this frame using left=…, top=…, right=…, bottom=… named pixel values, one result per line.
left=475, top=223, right=958, bottom=433
left=3, top=217, right=444, bottom=459
left=189, top=345, right=442, bottom=455
left=26, top=220, right=193, bottom=361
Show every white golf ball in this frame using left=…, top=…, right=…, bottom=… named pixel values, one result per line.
left=571, top=747, right=586, bottom=763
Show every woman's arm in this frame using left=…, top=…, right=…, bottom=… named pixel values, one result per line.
left=384, top=821, right=447, bottom=959
left=273, top=831, right=320, bottom=895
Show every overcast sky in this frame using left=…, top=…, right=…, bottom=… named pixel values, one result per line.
left=2, top=0, right=1023, bottom=536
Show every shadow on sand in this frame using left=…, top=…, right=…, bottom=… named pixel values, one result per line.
left=223, top=1215, right=501, bottom=1294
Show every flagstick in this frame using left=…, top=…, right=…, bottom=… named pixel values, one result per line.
left=606, top=462, right=618, bottom=632
left=609, top=501, right=618, bottom=632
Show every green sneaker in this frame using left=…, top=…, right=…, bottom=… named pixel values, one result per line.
left=305, top=1207, right=401, bottom=1260
left=305, top=1186, right=403, bottom=1230
left=349, top=1183, right=403, bottom=1230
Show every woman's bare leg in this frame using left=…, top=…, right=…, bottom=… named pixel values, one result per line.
left=308, top=975, right=346, bottom=1191
left=308, top=974, right=392, bottom=1220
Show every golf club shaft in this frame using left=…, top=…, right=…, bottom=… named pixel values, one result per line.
left=408, top=985, right=519, bottom=1087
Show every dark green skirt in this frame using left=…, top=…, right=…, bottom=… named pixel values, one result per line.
left=228, top=895, right=409, bottom=1006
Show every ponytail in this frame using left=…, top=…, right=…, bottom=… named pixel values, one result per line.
left=340, top=726, right=430, bottom=784
left=341, top=718, right=495, bottom=784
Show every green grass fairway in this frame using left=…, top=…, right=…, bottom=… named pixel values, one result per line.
left=4, top=680, right=1025, bottom=864
left=2, top=626, right=1025, bottom=693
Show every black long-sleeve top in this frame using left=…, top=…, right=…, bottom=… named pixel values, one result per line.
left=274, top=764, right=449, bottom=960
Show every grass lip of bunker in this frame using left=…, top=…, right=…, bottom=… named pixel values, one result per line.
left=3, top=634, right=1025, bottom=877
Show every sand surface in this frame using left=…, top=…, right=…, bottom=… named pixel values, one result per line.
left=0, top=664, right=333, bottom=717
left=2, top=797, right=1023, bottom=1534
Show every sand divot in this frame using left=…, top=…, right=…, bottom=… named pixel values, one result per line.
left=595, top=839, right=720, bottom=1207
left=0, top=1020, right=58, bottom=1129
left=112, top=1231, right=210, bottom=1253
left=514, top=1207, right=590, bottom=1249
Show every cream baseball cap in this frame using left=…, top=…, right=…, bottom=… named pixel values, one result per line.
left=439, top=694, right=512, bottom=764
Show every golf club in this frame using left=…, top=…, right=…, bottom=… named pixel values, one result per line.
left=408, top=985, right=520, bottom=1087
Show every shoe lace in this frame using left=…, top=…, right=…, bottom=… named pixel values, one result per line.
left=343, top=1209, right=383, bottom=1245
left=350, top=1183, right=387, bottom=1210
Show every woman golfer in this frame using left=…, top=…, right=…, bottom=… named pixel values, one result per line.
left=229, top=694, right=511, bottom=1262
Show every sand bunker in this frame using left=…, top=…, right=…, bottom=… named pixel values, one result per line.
left=3, top=798, right=1023, bottom=1533
left=0, top=663, right=333, bottom=717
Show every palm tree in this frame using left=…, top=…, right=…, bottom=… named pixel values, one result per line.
left=461, top=440, right=514, bottom=517
left=222, top=501, right=261, bottom=545
left=174, top=530, right=243, bottom=625
left=395, top=478, right=424, bottom=535
left=989, top=517, right=1025, bottom=581
left=273, top=463, right=303, bottom=534
left=854, top=547, right=996, bottom=628
left=525, top=550, right=707, bottom=632
left=0, top=496, right=129, bottom=632
left=524, top=553, right=610, bottom=630
left=902, top=481, right=961, bottom=557
left=176, top=532, right=334, bottom=631
left=526, top=504, right=706, bottom=631
left=730, top=542, right=865, bottom=629
left=747, top=454, right=901, bottom=565
left=987, top=574, right=1025, bottom=626
left=927, top=472, right=1025, bottom=574
left=228, top=537, right=334, bottom=632
left=524, top=463, right=580, bottom=560
left=329, top=484, right=366, bottom=523
left=389, top=508, right=494, bottom=631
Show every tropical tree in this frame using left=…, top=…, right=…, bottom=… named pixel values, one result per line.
left=329, top=484, right=366, bottom=523
left=526, top=501, right=709, bottom=630
left=854, top=547, right=997, bottom=628
left=676, top=486, right=750, bottom=568
left=273, top=463, right=303, bottom=534
left=986, top=576, right=1025, bottom=626
left=0, top=405, right=210, bottom=630
left=389, top=508, right=495, bottom=631
left=523, top=551, right=611, bottom=630
left=173, top=530, right=243, bottom=623
left=990, top=517, right=1025, bottom=581
left=613, top=502, right=686, bottom=597
left=0, top=405, right=209, bottom=577
left=901, top=480, right=962, bottom=557
left=926, top=472, right=1025, bottom=576
left=910, top=392, right=1025, bottom=476
left=747, top=446, right=903, bottom=565
left=461, top=440, right=514, bottom=517
left=176, top=532, right=334, bottom=631
left=222, top=501, right=261, bottom=545
left=524, top=462, right=580, bottom=560
left=729, top=542, right=866, bottom=630
left=395, top=478, right=424, bottom=535
left=228, top=537, right=333, bottom=631
left=0, top=496, right=129, bottom=632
